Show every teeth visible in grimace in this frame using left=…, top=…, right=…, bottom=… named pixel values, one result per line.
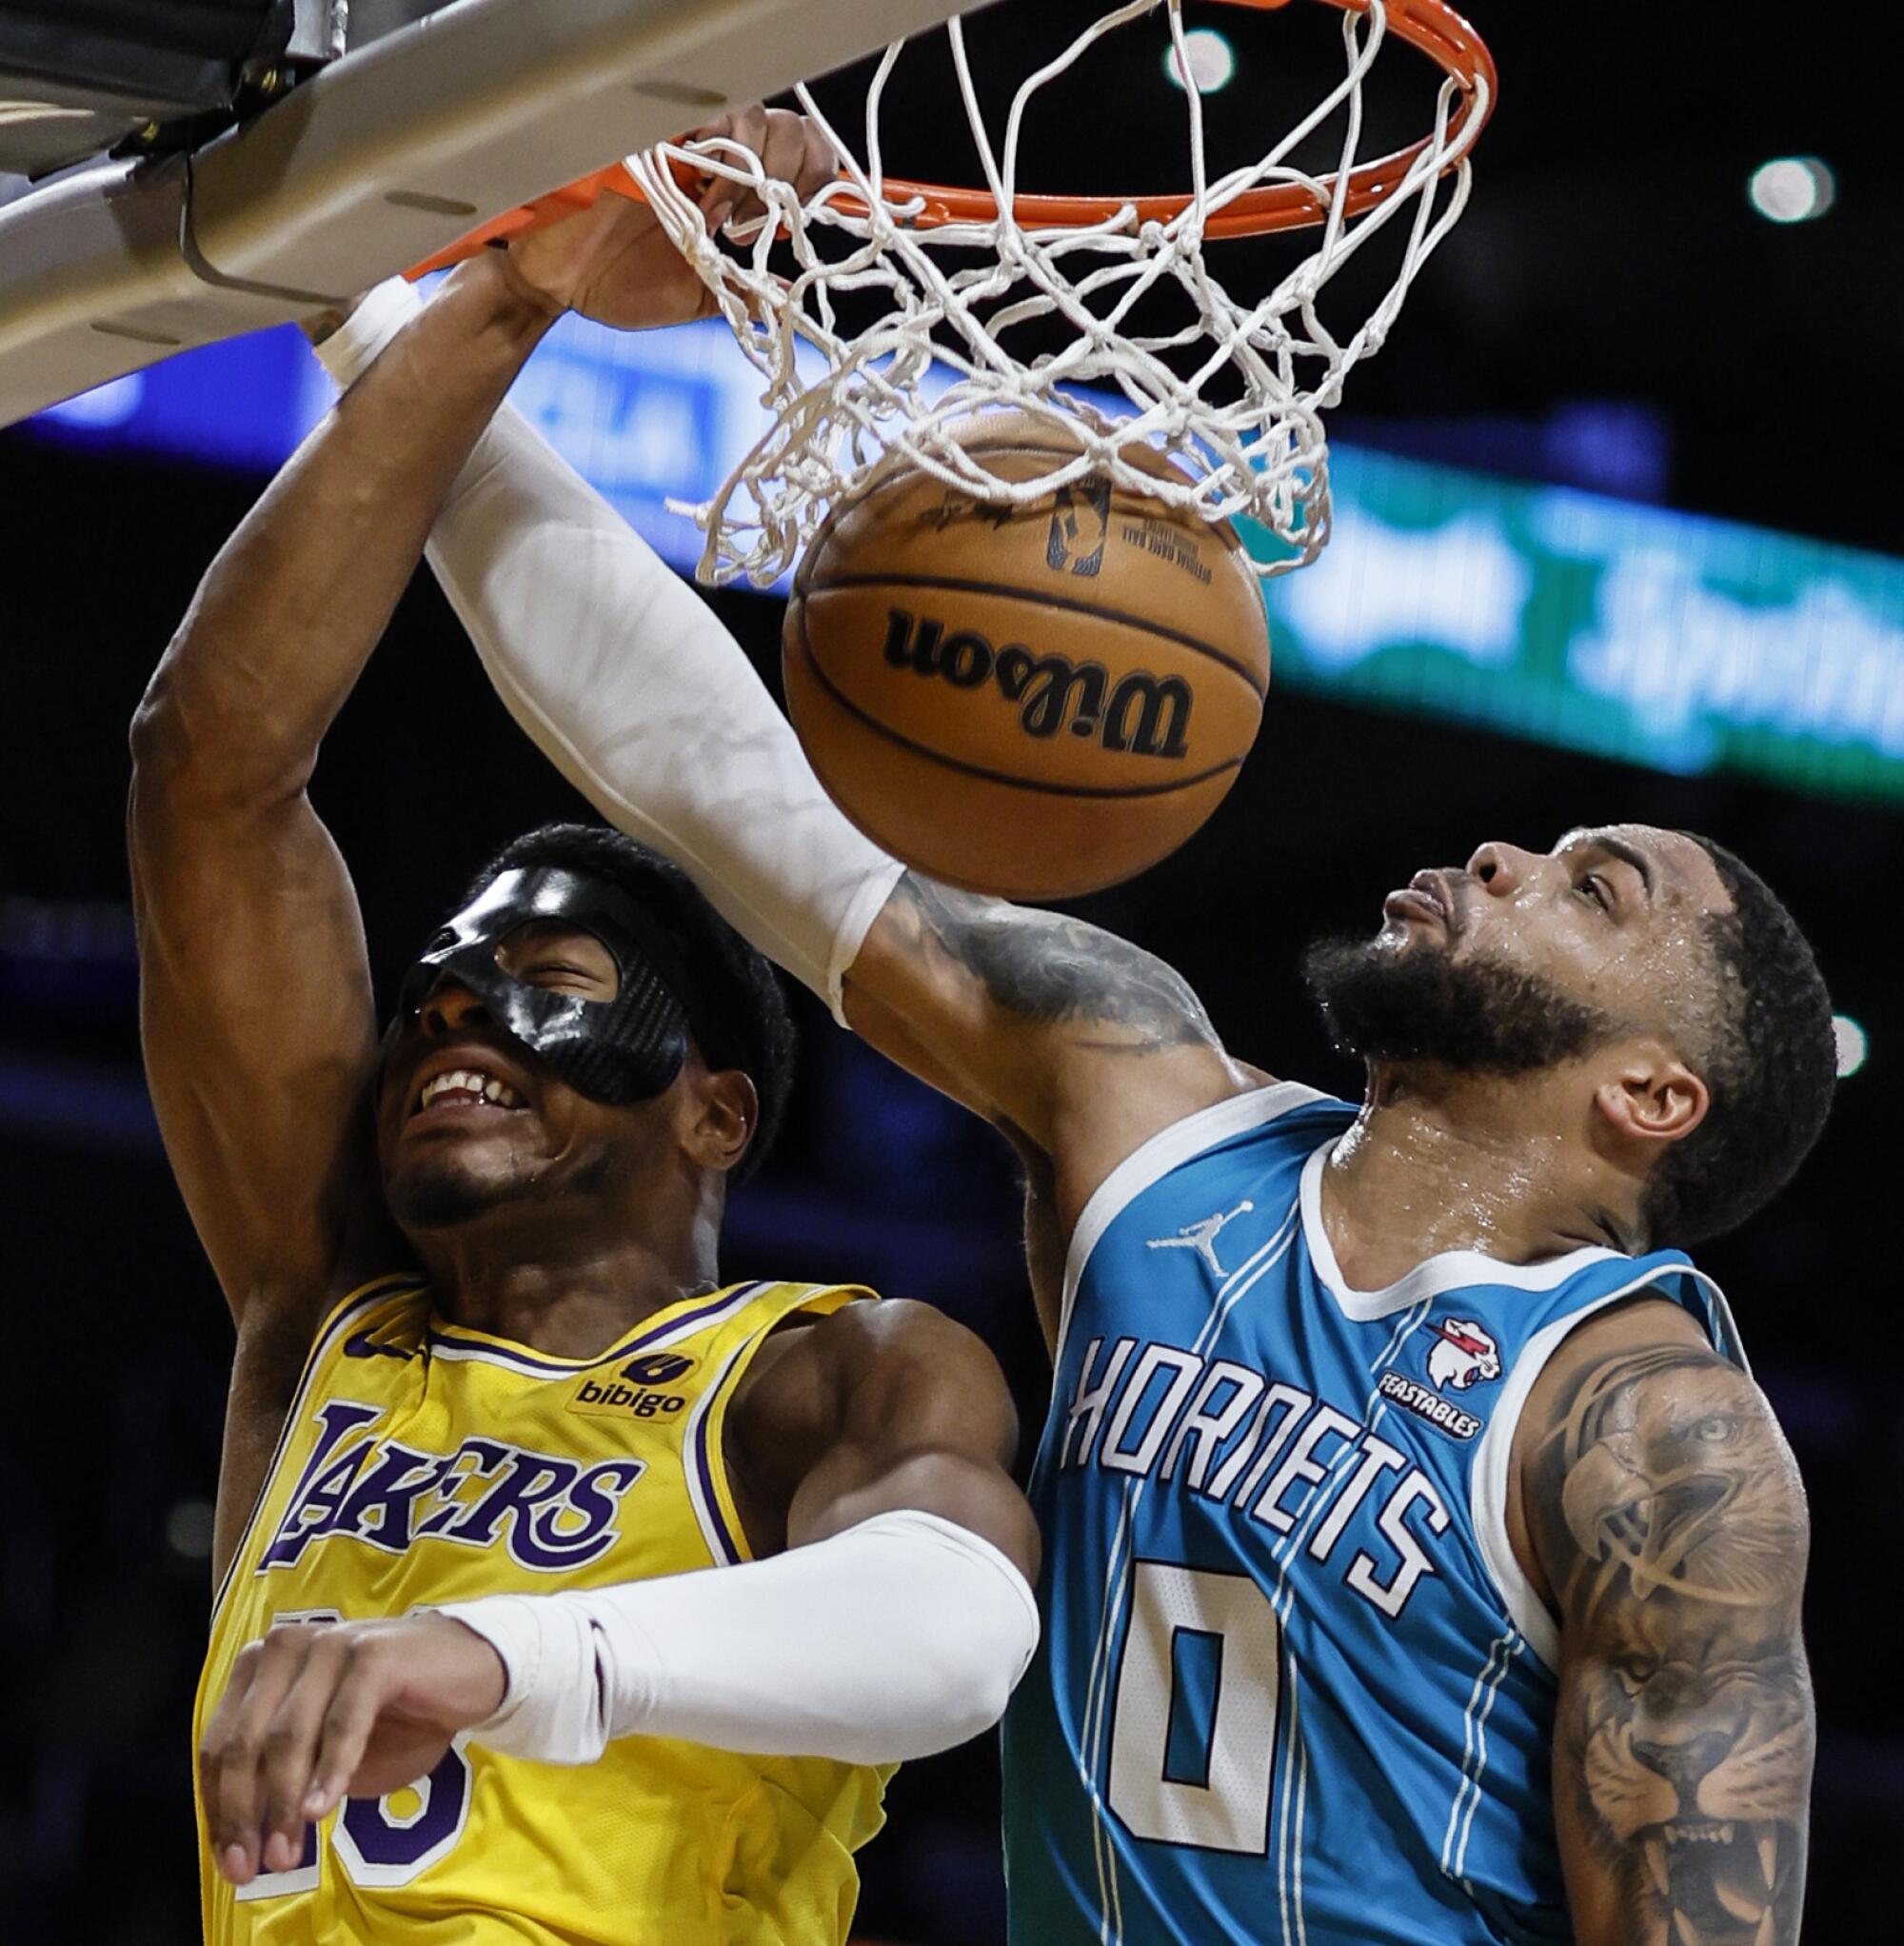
left=420, top=1068, right=522, bottom=1110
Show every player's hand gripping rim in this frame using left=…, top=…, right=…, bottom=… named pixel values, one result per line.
left=304, top=103, right=835, bottom=345
left=198, top=1613, right=506, bottom=1886
left=498, top=103, right=835, bottom=329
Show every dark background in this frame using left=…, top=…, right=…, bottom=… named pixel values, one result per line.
left=0, top=2, right=1895, bottom=1940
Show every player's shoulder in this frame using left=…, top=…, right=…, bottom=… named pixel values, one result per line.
left=1073, top=1079, right=1352, bottom=1254
left=757, top=1293, right=1000, bottom=1389
left=295, top=1269, right=432, bottom=1373
left=653, top=1273, right=875, bottom=1355
left=724, top=1294, right=1019, bottom=1553
left=1520, top=1286, right=1770, bottom=1444
left=1516, top=1291, right=1807, bottom=1634
left=739, top=1295, right=1014, bottom=1447
left=1133, top=1076, right=1351, bottom=1185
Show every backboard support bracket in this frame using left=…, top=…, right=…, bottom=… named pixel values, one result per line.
left=0, top=0, right=980, bottom=427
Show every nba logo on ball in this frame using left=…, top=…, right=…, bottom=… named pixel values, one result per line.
left=1045, top=476, right=1111, bottom=577
left=784, top=416, right=1271, bottom=901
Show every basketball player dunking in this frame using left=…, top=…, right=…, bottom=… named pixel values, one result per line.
left=144, top=111, right=1041, bottom=1946
left=318, top=167, right=1826, bottom=1942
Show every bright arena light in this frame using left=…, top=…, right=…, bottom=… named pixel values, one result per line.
left=1163, top=28, right=1237, bottom=93
left=1748, top=156, right=1835, bottom=224
left=1833, top=1014, right=1869, bottom=1079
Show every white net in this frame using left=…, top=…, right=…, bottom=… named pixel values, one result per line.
left=625, top=0, right=1491, bottom=588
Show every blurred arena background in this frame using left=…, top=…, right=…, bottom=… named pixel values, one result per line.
left=2, top=2, right=1897, bottom=1939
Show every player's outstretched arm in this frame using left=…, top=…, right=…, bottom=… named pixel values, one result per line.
left=136, top=114, right=788, bottom=1354
left=1523, top=1316, right=1813, bottom=1945
left=426, top=348, right=1253, bottom=1241
left=129, top=253, right=588, bottom=1569
left=842, top=876, right=1258, bottom=1230
left=129, top=255, right=560, bottom=1339
left=133, top=257, right=572, bottom=1576
left=197, top=1300, right=1040, bottom=1888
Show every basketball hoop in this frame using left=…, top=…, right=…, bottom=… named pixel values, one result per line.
left=426, top=0, right=1495, bottom=587
left=806, top=0, right=1494, bottom=242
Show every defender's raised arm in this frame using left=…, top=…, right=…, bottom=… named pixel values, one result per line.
left=418, top=369, right=1253, bottom=1255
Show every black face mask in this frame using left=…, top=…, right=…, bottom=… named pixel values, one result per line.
left=395, top=867, right=708, bottom=1104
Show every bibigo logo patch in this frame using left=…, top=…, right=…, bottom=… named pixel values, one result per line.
left=568, top=1350, right=697, bottom=1421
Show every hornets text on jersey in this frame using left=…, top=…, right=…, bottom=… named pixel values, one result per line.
left=196, top=1275, right=891, bottom=1946
left=1002, top=1083, right=1743, bottom=1945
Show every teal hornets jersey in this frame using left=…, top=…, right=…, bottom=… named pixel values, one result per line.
left=1002, top=1084, right=1742, bottom=1945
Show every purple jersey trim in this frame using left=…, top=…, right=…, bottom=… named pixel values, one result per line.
left=689, top=1338, right=755, bottom=1565
left=425, top=1281, right=765, bottom=1376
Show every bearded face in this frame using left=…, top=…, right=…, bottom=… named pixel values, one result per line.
left=1300, top=932, right=1617, bottom=1075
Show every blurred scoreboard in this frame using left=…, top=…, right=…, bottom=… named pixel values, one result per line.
left=29, top=310, right=1904, bottom=808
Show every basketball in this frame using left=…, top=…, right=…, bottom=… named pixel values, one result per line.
left=782, top=419, right=1271, bottom=900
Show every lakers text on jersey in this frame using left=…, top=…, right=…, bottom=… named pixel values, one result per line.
left=196, top=1276, right=891, bottom=1946
left=1002, top=1084, right=1743, bottom=1946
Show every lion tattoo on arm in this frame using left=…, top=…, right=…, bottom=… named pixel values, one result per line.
left=1530, top=1343, right=1814, bottom=1946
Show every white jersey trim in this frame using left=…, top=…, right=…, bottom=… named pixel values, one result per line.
left=1470, top=1262, right=1744, bottom=1672
left=1058, top=1082, right=1330, bottom=1360
left=1299, top=1141, right=1628, bottom=1322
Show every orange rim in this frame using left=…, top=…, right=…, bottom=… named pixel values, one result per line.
left=407, top=0, right=1494, bottom=276
left=407, top=168, right=658, bottom=277
left=863, top=0, right=1495, bottom=240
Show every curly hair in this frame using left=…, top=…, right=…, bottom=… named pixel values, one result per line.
left=1640, top=834, right=1835, bottom=1247
left=459, top=823, right=795, bottom=1182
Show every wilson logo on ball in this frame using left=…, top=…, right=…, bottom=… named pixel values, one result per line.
left=881, top=608, right=1192, bottom=759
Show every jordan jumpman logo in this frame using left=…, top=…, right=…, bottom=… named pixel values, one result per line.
left=1147, top=1199, right=1255, bottom=1280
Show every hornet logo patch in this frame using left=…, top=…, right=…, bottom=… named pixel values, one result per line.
left=1426, top=1319, right=1501, bottom=1393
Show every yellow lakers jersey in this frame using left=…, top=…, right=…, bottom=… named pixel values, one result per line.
left=196, top=1273, right=892, bottom=1945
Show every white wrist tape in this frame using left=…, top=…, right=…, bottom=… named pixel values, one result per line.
left=436, top=1509, right=1040, bottom=1768
left=312, top=274, right=425, bottom=389
left=311, top=279, right=902, bottom=1020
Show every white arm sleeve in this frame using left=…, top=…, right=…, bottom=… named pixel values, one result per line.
left=314, top=280, right=903, bottom=1020
left=434, top=1509, right=1041, bottom=1767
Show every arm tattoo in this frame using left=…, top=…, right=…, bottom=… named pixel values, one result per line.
left=1530, top=1345, right=1813, bottom=1945
left=888, top=871, right=1219, bottom=1053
